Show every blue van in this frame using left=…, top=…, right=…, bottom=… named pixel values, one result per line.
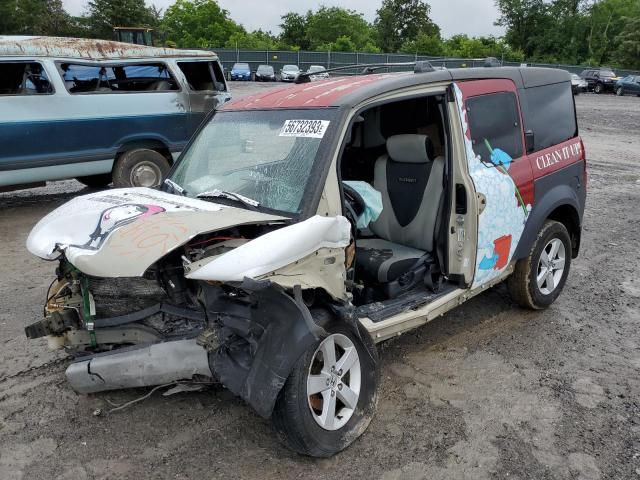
left=0, top=36, right=230, bottom=190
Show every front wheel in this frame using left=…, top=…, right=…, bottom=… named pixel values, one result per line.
left=112, top=149, right=170, bottom=188
left=616, top=87, right=624, bottom=96
left=272, top=321, right=379, bottom=457
left=508, top=220, right=572, bottom=310
left=594, top=83, right=603, bottom=94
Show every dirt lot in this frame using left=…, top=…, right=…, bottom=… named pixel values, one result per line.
left=1, top=85, right=639, bottom=480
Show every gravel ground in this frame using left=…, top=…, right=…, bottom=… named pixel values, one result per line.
left=1, top=86, right=639, bottom=480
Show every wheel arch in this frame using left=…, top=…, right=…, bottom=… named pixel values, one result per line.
left=547, top=203, right=581, bottom=257
left=514, top=179, right=584, bottom=261
left=114, top=137, right=174, bottom=168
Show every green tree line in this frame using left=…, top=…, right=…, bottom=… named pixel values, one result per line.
left=0, top=0, right=638, bottom=69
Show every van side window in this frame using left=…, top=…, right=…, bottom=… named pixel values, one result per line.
left=177, top=61, right=226, bottom=92
left=60, top=63, right=178, bottom=93
left=0, top=62, right=53, bottom=95
left=466, top=92, right=523, bottom=164
left=522, top=82, right=577, bottom=152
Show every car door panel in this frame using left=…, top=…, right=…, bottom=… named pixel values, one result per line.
left=453, top=80, right=533, bottom=288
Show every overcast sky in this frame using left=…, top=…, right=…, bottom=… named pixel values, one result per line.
left=62, top=0, right=505, bottom=38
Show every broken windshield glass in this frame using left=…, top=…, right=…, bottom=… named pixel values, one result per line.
left=169, top=108, right=336, bottom=214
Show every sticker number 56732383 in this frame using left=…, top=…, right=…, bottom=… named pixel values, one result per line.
left=279, top=120, right=330, bottom=138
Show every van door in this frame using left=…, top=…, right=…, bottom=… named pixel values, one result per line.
left=174, top=60, right=229, bottom=131
left=452, top=80, right=533, bottom=288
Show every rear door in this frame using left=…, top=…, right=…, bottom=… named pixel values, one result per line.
left=174, top=59, right=229, bottom=131
left=453, top=80, right=532, bottom=288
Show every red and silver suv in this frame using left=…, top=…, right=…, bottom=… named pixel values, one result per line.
left=25, top=63, right=586, bottom=457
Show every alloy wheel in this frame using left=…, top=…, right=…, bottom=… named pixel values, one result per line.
left=537, top=238, right=566, bottom=295
left=307, top=333, right=361, bottom=431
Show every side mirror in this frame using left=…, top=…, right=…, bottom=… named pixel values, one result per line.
left=525, top=130, right=535, bottom=154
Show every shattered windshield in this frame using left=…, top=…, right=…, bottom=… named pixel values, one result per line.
left=169, top=109, right=336, bottom=213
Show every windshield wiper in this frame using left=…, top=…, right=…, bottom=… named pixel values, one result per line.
left=196, top=189, right=260, bottom=210
left=163, top=179, right=187, bottom=196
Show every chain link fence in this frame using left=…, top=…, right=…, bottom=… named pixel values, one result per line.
left=213, top=48, right=640, bottom=78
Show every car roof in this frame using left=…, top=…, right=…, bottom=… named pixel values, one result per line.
left=223, top=67, right=571, bottom=111
left=0, top=36, right=216, bottom=60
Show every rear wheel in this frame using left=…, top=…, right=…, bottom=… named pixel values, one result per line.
left=594, top=83, right=603, bottom=94
left=76, top=173, right=112, bottom=188
left=508, top=220, right=572, bottom=310
left=272, top=321, right=378, bottom=457
left=112, top=149, right=170, bottom=188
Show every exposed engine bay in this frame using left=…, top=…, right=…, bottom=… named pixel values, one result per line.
left=24, top=187, right=352, bottom=417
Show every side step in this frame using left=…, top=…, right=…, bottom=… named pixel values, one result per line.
left=355, top=284, right=457, bottom=322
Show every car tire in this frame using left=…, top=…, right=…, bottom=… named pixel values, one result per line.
left=508, top=220, right=572, bottom=310
left=272, top=316, right=379, bottom=457
left=616, top=87, right=624, bottom=96
left=112, top=148, right=170, bottom=188
left=76, top=173, right=112, bottom=189
left=594, top=83, right=603, bottom=94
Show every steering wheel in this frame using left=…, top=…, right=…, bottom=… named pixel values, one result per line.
left=342, top=182, right=367, bottom=229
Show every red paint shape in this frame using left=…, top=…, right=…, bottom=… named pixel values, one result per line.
left=493, top=234, right=512, bottom=270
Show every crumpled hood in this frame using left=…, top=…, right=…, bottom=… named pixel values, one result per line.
left=26, top=187, right=287, bottom=277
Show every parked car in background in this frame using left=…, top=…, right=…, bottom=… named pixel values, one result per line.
left=280, top=64, right=300, bottom=82
left=571, top=73, right=587, bottom=94
left=230, top=62, right=252, bottom=81
left=255, top=64, right=276, bottom=81
left=0, top=36, right=230, bottom=191
left=580, top=67, right=620, bottom=94
left=307, top=65, right=329, bottom=79
left=615, top=75, right=640, bottom=96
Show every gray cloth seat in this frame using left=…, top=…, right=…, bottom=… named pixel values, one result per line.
left=356, top=134, right=445, bottom=284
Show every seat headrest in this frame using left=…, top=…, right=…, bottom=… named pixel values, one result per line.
left=386, top=134, right=434, bottom=163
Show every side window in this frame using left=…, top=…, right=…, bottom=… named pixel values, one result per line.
left=60, top=64, right=115, bottom=93
left=177, top=61, right=226, bottom=92
left=114, top=64, right=178, bottom=92
left=60, top=63, right=178, bottom=93
left=522, top=82, right=577, bottom=152
left=466, top=91, right=523, bottom=165
left=0, top=62, right=53, bottom=95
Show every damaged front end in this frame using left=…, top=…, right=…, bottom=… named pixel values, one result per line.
left=25, top=188, right=351, bottom=417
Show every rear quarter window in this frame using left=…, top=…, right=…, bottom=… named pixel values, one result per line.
left=521, top=82, right=577, bottom=152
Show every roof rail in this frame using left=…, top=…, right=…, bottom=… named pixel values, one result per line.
left=294, top=61, right=435, bottom=84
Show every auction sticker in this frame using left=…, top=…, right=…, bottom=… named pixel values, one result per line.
left=279, top=119, right=330, bottom=138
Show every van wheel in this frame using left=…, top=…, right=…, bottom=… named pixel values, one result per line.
left=76, top=174, right=112, bottom=188
left=508, top=220, right=572, bottom=310
left=594, top=83, right=603, bottom=94
left=112, top=149, right=170, bottom=188
left=272, top=321, right=378, bottom=457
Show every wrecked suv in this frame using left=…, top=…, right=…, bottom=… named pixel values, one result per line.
left=26, top=64, right=586, bottom=457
